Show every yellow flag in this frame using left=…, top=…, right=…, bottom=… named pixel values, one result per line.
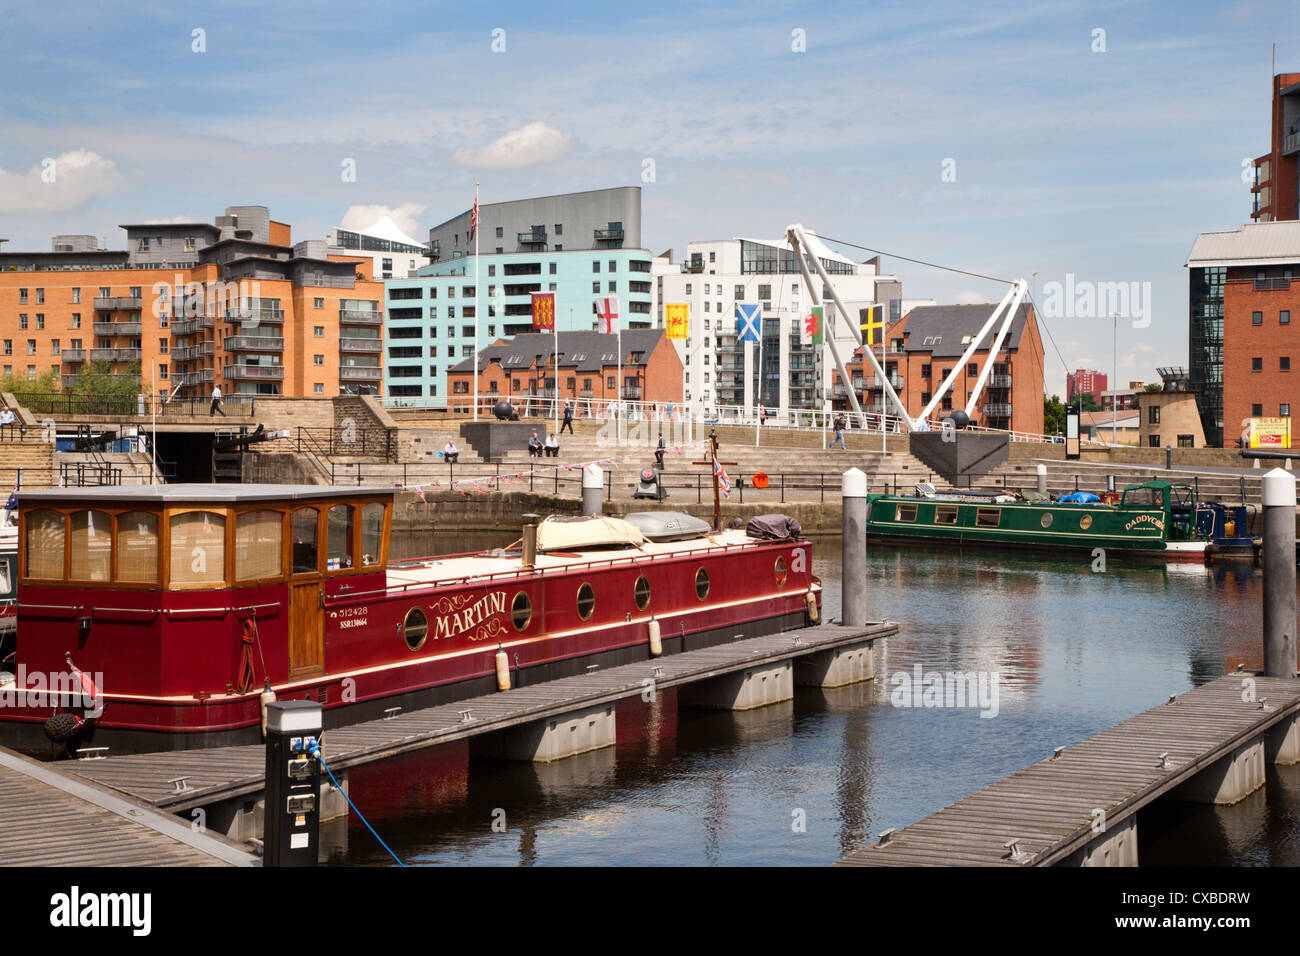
left=666, top=303, right=689, bottom=340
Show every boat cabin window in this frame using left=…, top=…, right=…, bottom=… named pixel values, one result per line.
left=1123, top=487, right=1167, bottom=508
left=0, top=555, right=13, bottom=597
left=895, top=504, right=918, bottom=522
left=24, top=510, right=65, bottom=580
left=327, top=505, right=354, bottom=571
left=292, top=508, right=320, bottom=574
left=934, top=506, right=959, bottom=525
left=360, top=503, right=384, bottom=568
left=976, top=508, right=1001, bottom=528
left=70, top=510, right=112, bottom=582
left=235, top=510, right=283, bottom=582
left=116, top=511, right=159, bottom=584
left=170, top=511, right=226, bottom=587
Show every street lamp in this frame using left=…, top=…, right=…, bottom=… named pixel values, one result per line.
left=1112, top=312, right=1118, bottom=445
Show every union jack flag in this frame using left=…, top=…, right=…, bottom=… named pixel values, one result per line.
left=469, top=193, right=478, bottom=241
left=714, top=459, right=731, bottom=498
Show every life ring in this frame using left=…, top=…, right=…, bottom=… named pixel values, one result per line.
left=753, top=472, right=769, bottom=489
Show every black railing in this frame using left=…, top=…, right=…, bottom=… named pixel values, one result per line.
left=7, top=392, right=255, bottom=419
left=296, top=426, right=395, bottom=461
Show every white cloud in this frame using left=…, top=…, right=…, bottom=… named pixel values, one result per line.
left=142, top=215, right=195, bottom=224
left=0, top=149, right=124, bottom=214
left=452, top=122, right=572, bottom=169
left=339, top=203, right=426, bottom=238
left=953, top=290, right=987, bottom=305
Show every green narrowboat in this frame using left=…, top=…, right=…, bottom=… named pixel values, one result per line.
left=864, top=481, right=1213, bottom=562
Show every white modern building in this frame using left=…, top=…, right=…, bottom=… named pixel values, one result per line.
left=328, top=215, right=429, bottom=280
left=654, top=233, right=902, bottom=418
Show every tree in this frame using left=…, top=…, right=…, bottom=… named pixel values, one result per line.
left=1078, top=392, right=1102, bottom=412
left=0, top=368, right=60, bottom=401
left=1044, top=394, right=1066, bottom=436
left=69, top=360, right=142, bottom=414
left=1144, top=383, right=1163, bottom=392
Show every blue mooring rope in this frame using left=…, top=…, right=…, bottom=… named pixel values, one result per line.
left=309, top=742, right=405, bottom=867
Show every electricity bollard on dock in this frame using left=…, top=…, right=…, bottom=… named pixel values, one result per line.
left=264, top=700, right=322, bottom=867
left=841, top=468, right=867, bottom=628
left=582, top=464, right=603, bottom=517
left=1261, top=468, right=1298, bottom=678
left=1036, top=464, right=1047, bottom=496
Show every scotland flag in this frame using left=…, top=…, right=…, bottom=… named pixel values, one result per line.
left=736, top=303, right=761, bottom=343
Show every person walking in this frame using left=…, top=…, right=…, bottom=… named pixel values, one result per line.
left=655, top=432, right=666, bottom=468
left=210, top=385, right=225, bottom=417
left=831, top=413, right=846, bottom=450
left=561, top=402, right=574, bottom=435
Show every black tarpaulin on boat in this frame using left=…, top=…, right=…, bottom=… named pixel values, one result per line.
left=746, top=514, right=803, bottom=540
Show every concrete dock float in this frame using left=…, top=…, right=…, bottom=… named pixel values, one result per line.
left=58, top=621, right=894, bottom=841
left=835, top=671, right=1300, bottom=867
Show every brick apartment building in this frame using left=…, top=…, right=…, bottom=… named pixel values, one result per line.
left=0, top=205, right=384, bottom=400
left=1186, top=220, right=1300, bottom=446
left=834, top=302, right=1045, bottom=436
left=1250, top=72, right=1300, bottom=223
left=447, top=329, right=682, bottom=414
left=1066, top=368, right=1107, bottom=403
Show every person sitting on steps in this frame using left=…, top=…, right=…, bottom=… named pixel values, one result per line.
left=545, top=433, right=559, bottom=458
left=443, top=439, right=459, bottom=464
left=528, top=431, right=542, bottom=457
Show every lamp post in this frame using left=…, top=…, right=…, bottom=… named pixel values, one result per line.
left=1112, top=312, right=1118, bottom=445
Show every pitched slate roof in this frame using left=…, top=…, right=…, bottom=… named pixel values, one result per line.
left=450, top=329, right=667, bottom=374
left=900, top=303, right=1035, bottom=358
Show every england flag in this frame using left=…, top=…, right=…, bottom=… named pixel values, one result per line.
left=596, top=296, right=620, bottom=334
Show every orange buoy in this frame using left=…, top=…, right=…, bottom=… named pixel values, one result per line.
left=753, top=472, right=769, bottom=489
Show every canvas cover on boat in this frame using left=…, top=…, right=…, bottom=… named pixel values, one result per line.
left=536, top=515, right=647, bottom=552
left=746, top=514, right=803, bottom=540
left=621, top=511, right=712, bottom=542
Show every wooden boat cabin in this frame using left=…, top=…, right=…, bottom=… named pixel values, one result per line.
left=3, top=486, right=819, bottom=753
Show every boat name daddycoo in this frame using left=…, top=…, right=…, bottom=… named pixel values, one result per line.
left=1124, top=513, right=1164, bottom=533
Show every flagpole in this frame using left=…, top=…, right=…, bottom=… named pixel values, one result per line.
left=553, top=316, right=559, bottom=435
left=617, top=321, right=623, bottom=447
left=755, top=324, right=762, bottom=448
left=473, top=182, right=479, bottom=422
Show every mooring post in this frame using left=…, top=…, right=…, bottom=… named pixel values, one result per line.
left=582, top=463, right=603, bottom=516
left=1036, top=464, right=1047, bottom=496
left=1262, top=468, right=1298, bottom=678
left=842, top=467, right=867, bottom=627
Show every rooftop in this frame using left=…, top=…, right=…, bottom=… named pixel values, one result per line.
left=1186, top=221, right=1300, bottom=268
left=899, top=303, right=1035, bottom=358
left=16, top=484, right=396, bottom=504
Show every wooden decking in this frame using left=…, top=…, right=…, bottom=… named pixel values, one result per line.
left=0, top=748, right=258, bottom=866
left=836, top=672, right=1300, bottom=867
left=64, top=621, right=896, bottom=813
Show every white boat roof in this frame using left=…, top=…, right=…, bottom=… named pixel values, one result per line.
left=386, top=527, right=761, bottom=588
left=15, top=484, right=396, bottom=504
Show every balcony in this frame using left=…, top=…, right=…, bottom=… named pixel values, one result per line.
left=88, top=348, right=141, bottom=362
left=173, top=342, right=214, bottom=362
left=224, top=364, right=284, bottom=381
left=172, top=316, right=214, bottom=335
left=983, top=403, right=1013, bottom=418
left=340, top=337, right=382, bottom=353
left=339, top=309, right=382, bottom=326
left=1285, top=129, right=1300, bottom=155
left=62, top=349, right=86, bottom=364
left=578, top=389, right=595, bottom=398
left=226, top=307, right=284, bottom=324
left=517, top=231, right=547, bottom=246
left=224, top=336, right=285, bottom=353
left=179, top=369, right=215, bottom=386
left=93, top=321, right=143, bottom=336
left=988, top=373, right=1013, bottom=388
left=621, top=387, right=643, bottom=400
left=93, top=296, right=143, bottom=311
left=339, top=366, right=382, bottom=383
left=594, top=227, right=624, bottom=242
left=1253, top=278, right=1292, bottom=291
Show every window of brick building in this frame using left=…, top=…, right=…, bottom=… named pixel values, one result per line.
left=1252, top=357, right=1263, bottom=371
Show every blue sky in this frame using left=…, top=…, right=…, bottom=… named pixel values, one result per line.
left=2, top=0, right=1298, bottom=394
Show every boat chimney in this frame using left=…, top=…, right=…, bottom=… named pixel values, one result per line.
left=522, top=513, right=539, bottom=568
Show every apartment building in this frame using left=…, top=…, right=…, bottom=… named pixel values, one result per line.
left=1250, top=72, right=1300, bottom=223
left=446, top=329, right=682, bottom=413
left=327, top=216, right=429, bottom=280
left=0, top=205, right=384, bottom=399
left=1066, top=368, right=1108, bottom=403
left=655, top=233, right=901, bottom=418
left=836, top=302, right=1045, bottom=436
left=384, top=188, right=654, bottom=404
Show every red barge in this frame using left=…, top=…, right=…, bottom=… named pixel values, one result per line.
left=0, top=484, right=820, bottom=754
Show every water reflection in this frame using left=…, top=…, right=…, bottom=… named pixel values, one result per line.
left=328, top=538, right=1297, bottom=866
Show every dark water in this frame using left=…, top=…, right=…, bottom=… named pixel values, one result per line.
left=326, top=544, right=1300, bottom=866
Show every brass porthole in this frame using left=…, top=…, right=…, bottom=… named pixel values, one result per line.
left=695, top=567, right=710, bottom=601
left=402, top=606, right=429, bottom=652
left=774, top=556, right=788, bottom=586
left=1080, top=514, right=1093, bottom=530
left=511, top=591, right=532, bottom=631
left=634, top=575, right=651, bottom=611
left=1040, top=512, right=1053, bottom=529
left=576, top=582, right=595, bottom=620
